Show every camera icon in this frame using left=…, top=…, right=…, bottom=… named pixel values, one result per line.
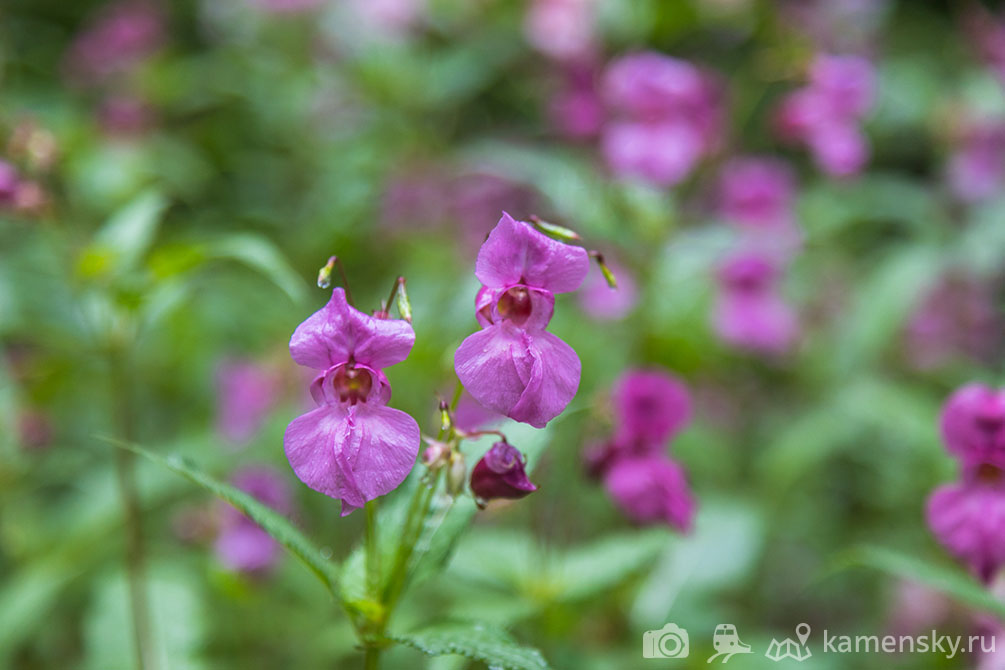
left=642, top=623, right=690, bottom=659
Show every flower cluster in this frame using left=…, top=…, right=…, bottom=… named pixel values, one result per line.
left=64, top=1, right=164, bottom=86
left=712, top=252, right=799, bottom=356
left=775, top=54, right=876, bottom=177
left=214, top=466, right=292, bottom=575
left=454, top=213, right=589, bottom=428
left=927, top=384, right=1005, bottom=582
left=584, top=369, right=696, bottom=531
left=284, top=288, right=420, bottom=515
left=600, top=52, right=722, bottom=186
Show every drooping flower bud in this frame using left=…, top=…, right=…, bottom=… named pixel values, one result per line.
left=470, top=442, right=537, bottom=506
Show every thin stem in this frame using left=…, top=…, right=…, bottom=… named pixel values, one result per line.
left=109, top=347, right=155, bottom=670
left=364, top=647, right=380, bottom=670
left=381, top=276, right=405, bottom=315
left=365, top=499, right=380, bottom=599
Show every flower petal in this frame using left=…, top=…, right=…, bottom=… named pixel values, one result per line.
left=475, top=213, right=589, bottom=293
left=454, top=324, right=580, bottom=429
left=290, top=288, right=415, bottom=371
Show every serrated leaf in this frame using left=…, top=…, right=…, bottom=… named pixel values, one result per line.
left=393, top=622, right=550, bottom=670
left=204, top=233, right=307, bottom=304
left=837, top=546, right=1005, bottom=621
left=105, top=438, right=340, bottom=596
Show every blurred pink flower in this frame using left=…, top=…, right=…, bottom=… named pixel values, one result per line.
left=454, top=213, right=589, bottom=428
left=0, top=161, right=19, bottom=206
left=717, top=157, right=797, bottom=232
left=903, top=274, right=1001, bottom=370
left=611, top=369, right=692, bottom=450
left=65, top=2, right=164, bottom=85
left=600, top=52, right=722, bottom=186
left=98, top=96, right=156, bottom=136
left=550, top=66, right=605, bottom=139
left=346, top=0, right=425, bottom=40
left=927, top=465, right=1005, bottom=583
left=713, top=253, right=799, bottom=355
left=449, top=173, right=540, bottom=251
left=216, top=358, right=280, bottom=446
left=946, top=121, right=1005, bottom=203
left=577, top=257, right=637, bottom=321
left=525, top=0, right=595, bottom=62
left=603, top=455, right=696, bottom=531
left=215, top=466, right=292, bottom=574
left=940, top=384, right=1005, bottom=472
left=775, top=53, right=876, bottom=177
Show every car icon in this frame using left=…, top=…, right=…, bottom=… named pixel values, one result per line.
left=708, top=624, right=753, bottom=663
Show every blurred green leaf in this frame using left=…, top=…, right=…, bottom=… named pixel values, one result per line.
left=555, top=529, right=668, bottom=602
left=84, top=567, right=206, bottom=670
left=838, top=546, right=1005, bottom=622
left=204, top=233, right=307, bottom=304
left=106, top=439, right=340, bottom=597
left=393, top=621, right=550, bottom=670
left=81, top=189, right=169, bottom=278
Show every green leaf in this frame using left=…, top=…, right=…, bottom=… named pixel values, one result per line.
left=837, top=546, right=1005, bottom=621
left=555, top=529, right=668, bottom=602
left=84, top=567, right=206, bottom=670
left=80, top=189, right=169, bottom=277
left=393, top=622, right=550, bottom=670
left=104, top=438, right=340, bottom=596
left=204, top=233, right=307, bottom=304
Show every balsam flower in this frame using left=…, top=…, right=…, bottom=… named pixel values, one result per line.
left=284, top=288, right=420, bottom=515
left=603, top=455, right=695, bottom=531
left=215, top=466, right=291, bottom=574
left=216, top=358, right=279, bottom=446
left=611, top=369, right=692, bottom=450
left=927, top=465, right=1005, bottom=583
left=940, top=384, right=1005, bottom=470
left=469, top=442, right=537, bottom=503
left=713, top=252, right=799, bottom=355
left=717, top=157, right=797, bottom=232
left=454, top=213, right=589, bottom=428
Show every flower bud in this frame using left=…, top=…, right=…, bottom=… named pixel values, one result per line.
left=421, top=441, right=450, bottom=470
left=470, top=442, right=537, bottom=506
left=447, top=452, right=467, bottom=497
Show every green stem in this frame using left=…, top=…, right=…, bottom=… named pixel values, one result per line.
left=364, top=647, right=380, bottom=670
left=109, top=347, right=155, bottom=670
left=365, top=499, right=380, bottom=598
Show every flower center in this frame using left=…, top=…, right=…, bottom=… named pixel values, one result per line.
left=976, top=463, right=1004, bottom=484
left=496, top=286, right=534, bottom=326
left=332, top=364, right=372, bottom=405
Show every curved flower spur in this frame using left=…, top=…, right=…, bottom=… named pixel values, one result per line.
left=454, top=212, right=614, bottom=428
left=284, top=269, right=420, bottom=516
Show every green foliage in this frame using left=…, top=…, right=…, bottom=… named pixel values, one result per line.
left=393, top=622, right=550, bottom=670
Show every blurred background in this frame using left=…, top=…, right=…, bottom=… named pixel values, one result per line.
left=2, top=0, right=1004, bottom=668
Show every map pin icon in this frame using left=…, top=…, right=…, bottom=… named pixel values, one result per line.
left=796, top=623, right=811, bottom=646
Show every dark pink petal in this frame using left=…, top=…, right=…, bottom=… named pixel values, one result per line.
left=603, top=52, right=709, bottom=118
left=927, top=478, right=1005, bottom=583
left=470, top=441, right=537, bottom=501
left=940, top=384, right=1005, bottom=469
left=283, top=403, right=420, bottom=515
left=604, top=455, right=695, bottom=531
left=474, top=213, right=590, bottom=293
left=454, top=324, right=580, bottom=429
left=809, top=54, right=876, bottom=121
left=289, top=288, right=415, bottom=371
left=611, top=369, right=691, bottom=448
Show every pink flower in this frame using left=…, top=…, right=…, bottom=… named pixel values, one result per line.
left=718, top=157, right=796, bottom=230
left=774, top=53, right=876, bottom=177
left=454, top=213, right=589, bottom=428
left=98, top=96, right=156, bottom=136
left=215, top=466, right=292, bottom=574
left=940, top=384, right=1005, bottom=471
left=216, top=359, right=280, bottom=446
left=712, top=253, right=799, bottom=355
left=603, top=455, right=696, bottom=531
left=284, top=288, right=420, bottom=515
left=577, top=257, right=637, bottom=321
left=946, top=121, right=1005, bottom=203
left=524, top=0, right=595, bottom=62
left=0, top=161, right=19, bottom=207
left=469, top=442, right=537, bottom=503
left=927, top=466, right=1005, bottom=583
left=550, top=66, right=604, bottom=139
left=600, top=52, right=722, bottom=186
left=65, top=2, right=164, bottom=85
left=611, top=369, right=692, bottom=450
